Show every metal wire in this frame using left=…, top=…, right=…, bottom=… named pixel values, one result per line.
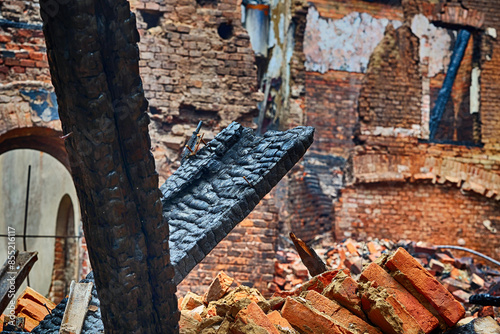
left=436, top=245, right=500, bottom=267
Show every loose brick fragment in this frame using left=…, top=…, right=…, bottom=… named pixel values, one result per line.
left=303, top=290, right=382, bottom=334
left=360, top=262, right=439, bottom=333
left=360, top=283, right=425, bottom=334
left=301, top=269, right=345, bottom=294
left=231, top=301, right=280, bottom=334
left=436, top=252, right=455, bottom=265
left=180, top=291, right=204, bottom=310
left=266, top=310, right=294, bottom=331
left=204, top=271, right=235, bottom=304
left=385, top=248, right=465, bottom=327
left=179, top=310, right=201, bottom=334
left=16, top=298, right=52, bottom=322
left=281, top=297, right=347, bottom=334
left=323, top=271, right=366, bottom=320
left=345, top=240, right=359, bottom=255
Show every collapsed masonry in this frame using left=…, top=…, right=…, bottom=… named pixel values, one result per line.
left=26, top=247, right=500, bottom=334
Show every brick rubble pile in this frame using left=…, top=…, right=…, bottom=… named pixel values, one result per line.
left=178, top=245, right=500, bottom=334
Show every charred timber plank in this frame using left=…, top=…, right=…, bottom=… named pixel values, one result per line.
left=161, top=122, right=314, bottom=284
left=0, top=251, right=38, bottom=314
left=60, top=282, right=93, bottom=334
left=40, top=0, right=177, bottom=332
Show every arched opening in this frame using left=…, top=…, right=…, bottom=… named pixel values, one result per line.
left=0, top=149, right=81, bottom=299
left=0, top=127, right=70, bottom=171
left=48, top=194, right=79, bottom=303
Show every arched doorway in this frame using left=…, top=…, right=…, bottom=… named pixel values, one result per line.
left=0, top=148, right=81, bottom=300
left=48, top=194, right=79, bottom=303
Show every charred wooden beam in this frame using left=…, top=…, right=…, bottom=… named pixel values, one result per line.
left=429, top=29, right=471, bottom=140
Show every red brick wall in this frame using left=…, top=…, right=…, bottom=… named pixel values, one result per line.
left=335, top=182, right=500, bottom=261
left=0, top=27, right=49, bottom=83
left=305, top=71, right=363, bottom=157
left=358, top=25, right=422, bottom=130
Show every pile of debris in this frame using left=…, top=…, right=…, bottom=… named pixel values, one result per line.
left=271, top=238, right=500, bottom=314
left=0, top=287, right=55, bottom=332
left=178, top=247, right=500, bottom=333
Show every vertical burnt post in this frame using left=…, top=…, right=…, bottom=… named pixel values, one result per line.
left=39, top=0, right=179, bottom=333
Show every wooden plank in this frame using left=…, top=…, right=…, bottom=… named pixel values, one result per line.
left=0, top=250, right=38, bottom=314
left=60, top=281, right=93, bottom=334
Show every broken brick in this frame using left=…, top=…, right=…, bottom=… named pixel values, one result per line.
left=360, top=262, right=439, bottom=333
left=203, top=271, right=235, bottom=304
left=231, top=301, right=280, bottom=334
left=323, top=270, right=366, bottom=321
left=303, top=290, right=382, bottom=334
left=360, top=283, right=425, bottom=334
left=385, top=248, right=465, bottom=327
left=281, top=297, right=347, bottom=334
left=180, top=291, right=204, bottom=310
left=266, top=310, right=294, bottom=332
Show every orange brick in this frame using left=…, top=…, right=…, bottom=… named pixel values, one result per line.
left=180, top=292, right=203, bottom=310
left=233, top=301, right=280, bottom=334
left=360, top=263, right=439, bottom=333
left=303, top=290, right=382, bottom=334
left=360, top=284, right=424, bottom=334
left=17, top=312, right=39, bottom=332
left=345, top=241, right=358, bottom=255
left=266, top=310, right=293, bottom=331
left=281, top=297, right=346, bottom=334
left=15, top=299, right=49, bottom=322
left=301, top=269, right=345, bottom=294
left=385, top=248, right=465, bottom=327
left=323, top=271, right=366, bottom=320
left=203, top=271, right=234, bottom=304
left=367, top=241, right=378, bottom=254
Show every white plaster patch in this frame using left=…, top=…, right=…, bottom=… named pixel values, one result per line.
left=304, top=7, right=402, bottom=73
left=470, top=67, right=481, bottom=114
left=362, top=125, right=421, bottom=137
left=486, top=27, right=497, bottom=39
left=411, top=14, right=454, bottom=77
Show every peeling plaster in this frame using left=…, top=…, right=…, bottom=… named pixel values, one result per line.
left=411, top=14, right=454, bottom=77
left=304, top=7, right=402, bottom=73
left=361, top=125, right=421, bottom=137
left=410, top=14, right=455, bottom=140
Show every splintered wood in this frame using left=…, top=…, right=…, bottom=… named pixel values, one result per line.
left=289, top=232, right=327, bottom=277
left=60, top=281, right=93, bottom=334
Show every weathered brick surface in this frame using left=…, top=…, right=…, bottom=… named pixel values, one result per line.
left=305, top=71, right=362, bottom=157
left=335, top=182, right=500, bottom=261
left=303, top=290, right=382, bottom=334
left=360, top=262, right=439, bottom=333
left=2, top=0, right=500, bottom=300
left=385, top=248, right=465, bottom=327
left=358, top=24, right=422, bottom=131
left=281, top=296, right=347, bottom=334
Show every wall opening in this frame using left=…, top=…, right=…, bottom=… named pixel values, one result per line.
left=48, top=194, right=79, bottom=303
left=218, top=22, right=234, bottom=40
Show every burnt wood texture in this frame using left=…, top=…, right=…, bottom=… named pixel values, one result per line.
left=39, top=0, right=314, bottom=333
left=40, top=0, right=178, bottom=332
